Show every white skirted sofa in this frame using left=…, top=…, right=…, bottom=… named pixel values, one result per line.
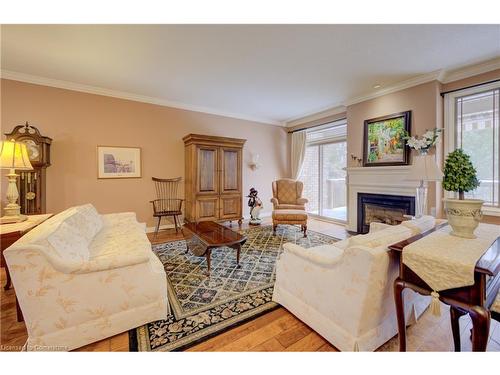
left=273, top=216, right=438, bottom=351
left=4, top=204, right=169, bottom=351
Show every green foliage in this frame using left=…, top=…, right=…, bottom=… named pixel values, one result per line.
left=442, top=149, right=480, bottom=199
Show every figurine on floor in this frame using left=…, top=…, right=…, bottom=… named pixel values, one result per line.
left=247, top=187, right=263, bottom=225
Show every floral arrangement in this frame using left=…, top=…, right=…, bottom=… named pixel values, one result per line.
left=404, top=128, right=443, bottom=152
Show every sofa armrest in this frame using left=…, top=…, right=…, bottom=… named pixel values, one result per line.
left=369, top=222, right=392, bottom=233
left=5, top=243, right=150, bottom=275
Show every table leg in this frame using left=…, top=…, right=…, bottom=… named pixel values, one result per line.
left=16, top=296, right=24, bottom=322
left=450, top=306, right=466, bottom=352
left=205, top=249, right=211, bottom=276
left=236, top=244, right=241, bottom=267
left=469, top=305, right=490, bottom=351
left=394, top=278, right=407, bottom=351
left=4, top=265, right=12, bottom=291
left=2, top=251, right=12, bottom=290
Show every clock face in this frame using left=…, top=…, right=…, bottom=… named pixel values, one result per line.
left=24, top=140, right=40, bottom=161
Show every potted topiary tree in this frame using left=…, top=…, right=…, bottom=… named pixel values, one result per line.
left=442, top=149, right=483, bottom=238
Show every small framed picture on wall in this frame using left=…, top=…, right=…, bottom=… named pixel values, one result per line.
left=97, top=146, right=142, bottom=179
left=362, top=110, right=411, bottom=167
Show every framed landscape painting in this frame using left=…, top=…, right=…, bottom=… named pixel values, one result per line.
left=362, top=111, right=411, bottom=167
left=97, top=146, right=142, bottom=179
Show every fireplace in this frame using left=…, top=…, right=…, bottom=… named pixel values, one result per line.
left=357, top=193, right=415, bottom=233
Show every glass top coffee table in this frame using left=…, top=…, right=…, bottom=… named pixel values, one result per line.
left=183, top=221, right=247, bottom=276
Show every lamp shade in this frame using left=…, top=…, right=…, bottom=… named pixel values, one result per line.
left=407, top=154, right=443, bottom=182
left=0, top=139, right=33, bottom=170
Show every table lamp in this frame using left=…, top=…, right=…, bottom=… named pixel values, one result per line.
left=0, top=139, right=33, bottom=224
left=406, top=154, right=443, bottom=218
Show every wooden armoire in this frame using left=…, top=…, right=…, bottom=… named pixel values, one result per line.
left=183, top=134, right=246, bottom=224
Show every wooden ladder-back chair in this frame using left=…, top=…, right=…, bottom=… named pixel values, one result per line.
left=150, top=177, right=184, bottom=236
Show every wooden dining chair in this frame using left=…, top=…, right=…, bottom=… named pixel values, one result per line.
left=150, top=177, right=184, bottom=237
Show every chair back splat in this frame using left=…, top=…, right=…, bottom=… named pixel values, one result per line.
left=150, top=177, right=184, bottom=236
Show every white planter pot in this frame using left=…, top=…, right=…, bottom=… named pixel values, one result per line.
left=443, top=198, right=484, bottom=239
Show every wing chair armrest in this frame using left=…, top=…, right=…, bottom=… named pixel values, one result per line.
left=270, top=197, right=279, bottom=208
left=296, top=197, right=308, bottom=205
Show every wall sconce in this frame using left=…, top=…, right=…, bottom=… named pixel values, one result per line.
left=249, top=153, right=261, bottom=170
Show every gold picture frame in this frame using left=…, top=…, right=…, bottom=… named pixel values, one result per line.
left=97, top=146, right=142, bottom=179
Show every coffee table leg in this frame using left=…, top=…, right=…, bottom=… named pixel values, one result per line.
left=4, top=265, right=12, bottom=291
left=236, top=244, right=241, bottom=268
left=205, top=249, right=211, bottom=276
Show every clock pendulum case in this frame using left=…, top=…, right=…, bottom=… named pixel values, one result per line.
left=4, top=122, right=52, bottom=215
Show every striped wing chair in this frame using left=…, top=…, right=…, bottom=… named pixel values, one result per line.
left=270, top=179, right=308, bottom=210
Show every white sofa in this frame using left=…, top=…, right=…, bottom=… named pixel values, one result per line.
left=4, top=204, right=169, bottom=351
left=272, top=216, right=438, bottom=351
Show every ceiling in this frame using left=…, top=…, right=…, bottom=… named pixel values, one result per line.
left=1, top=24, right=500, bottom=125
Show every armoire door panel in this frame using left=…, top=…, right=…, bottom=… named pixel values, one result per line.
left=197, top=147, right=218, bottom=194
left=220, top=195, right=242, bottom=219
left=196, top=197, right=219, bottom=221
left=220, top=148, right=241, bottom=194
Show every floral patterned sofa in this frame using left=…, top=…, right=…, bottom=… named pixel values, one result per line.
left=4, top=204, right=169, bottom=351
left=272, top=216, right=438, bottom=351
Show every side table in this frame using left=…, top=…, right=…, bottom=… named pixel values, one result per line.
left=389, top=224, right=500, bottom=351
left=1, top=214, right=53, bottom=321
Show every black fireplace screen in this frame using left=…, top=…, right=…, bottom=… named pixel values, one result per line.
left=357, top=193, right=415, bottom=234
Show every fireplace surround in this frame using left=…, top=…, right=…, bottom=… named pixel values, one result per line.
left=346, top=166, right=421, bottom=232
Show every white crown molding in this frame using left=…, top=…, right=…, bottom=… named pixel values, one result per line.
left=285, top=104, right=346, bottom=128
left=344, top=69, right=443, bottom=107
left=0, top=70, right=283, bottom=127
left=285, top=70, right=442, bottom=127
left=439, top=57, right=500, bottom=84
left=286, top=58, right=500, bottom=126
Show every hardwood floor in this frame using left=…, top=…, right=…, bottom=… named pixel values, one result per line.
left=1, top=217, right=499, bottom=352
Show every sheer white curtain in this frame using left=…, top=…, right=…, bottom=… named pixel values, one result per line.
left=290, top=130, right=307, bottom=180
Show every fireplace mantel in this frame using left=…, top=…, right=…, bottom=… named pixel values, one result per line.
left=346, top=166, right=420, bottom=232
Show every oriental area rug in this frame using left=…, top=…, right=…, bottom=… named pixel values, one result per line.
left=129, top=224, right=339, bottom=351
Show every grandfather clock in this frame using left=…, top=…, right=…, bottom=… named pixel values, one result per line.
left=4, top=122, right=52, bottom=215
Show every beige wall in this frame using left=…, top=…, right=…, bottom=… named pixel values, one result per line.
left=346, top=80, right=442, bottom=214
left=1, top=79, right=288, bottom=226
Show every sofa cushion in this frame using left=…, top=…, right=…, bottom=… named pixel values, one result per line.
left=272, top=209, right=308, bottom=221
left=88, top=223, right=150, bottom=259
left=349, top=225, right=413, bottom=248
left=47, top=222, right=90, bottom=262
left=401, top=215, right=436, bottom=235
left=283, top=242, right=344, bottom=265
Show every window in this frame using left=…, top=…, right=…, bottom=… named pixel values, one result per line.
left=298, top=119, right=347, bottom=221
left=444, top=82, right=500, bottom=213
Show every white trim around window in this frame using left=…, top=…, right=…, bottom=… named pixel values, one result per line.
left=444, top=80, right=500, bottom=216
